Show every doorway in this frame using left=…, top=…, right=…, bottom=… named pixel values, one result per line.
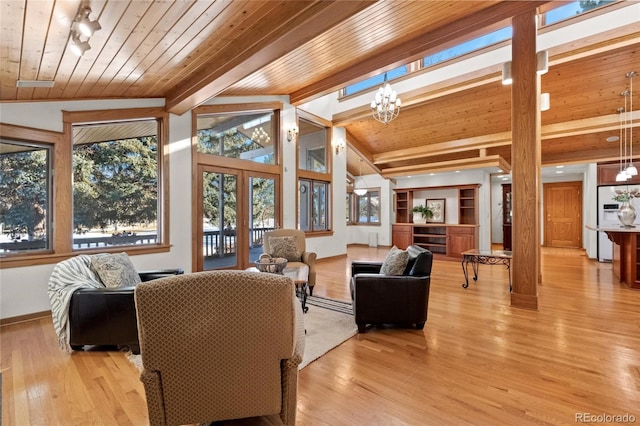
left=543, top=181, right=582, bottom=248
left=196, top=165, right=279, bottom=271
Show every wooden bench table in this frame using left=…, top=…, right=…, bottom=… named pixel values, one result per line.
left=461, top=249, right=513, bottom=292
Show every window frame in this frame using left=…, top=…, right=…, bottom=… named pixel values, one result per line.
left=0, top=108, right=171, bottom=269
left=0, top=125, right=57, bottom=262
left=347, top=188, right=381, bottom=226
left=295, top=109, right=334, bottom=236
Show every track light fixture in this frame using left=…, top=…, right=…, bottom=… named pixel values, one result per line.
left=69, top=33, right=91, bottom=56
left=68, top=4, right=101, bottom=57
left=75, top=7, right=102, bottom=37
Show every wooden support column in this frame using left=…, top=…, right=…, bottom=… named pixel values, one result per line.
left=510, top=10, right=540, bottom=310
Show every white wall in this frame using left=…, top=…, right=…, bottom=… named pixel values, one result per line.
left=346, top=173, right=393, bottom=247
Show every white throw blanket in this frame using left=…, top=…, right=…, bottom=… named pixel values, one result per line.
left=47, top=255, right=104, bottom=351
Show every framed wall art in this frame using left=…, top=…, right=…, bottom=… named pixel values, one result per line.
left=426, top=198, right=445, bottom=223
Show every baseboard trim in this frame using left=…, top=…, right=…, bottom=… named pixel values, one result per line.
left=1, top=310, right=51, bottom=326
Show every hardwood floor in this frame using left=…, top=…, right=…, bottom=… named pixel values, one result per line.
left=2, top=246, right=639, bottom=425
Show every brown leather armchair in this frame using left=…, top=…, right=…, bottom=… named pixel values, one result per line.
left=135, top=270, right=305, bottom=426
left=350, top=245, right=433, bottom=333
left=263, top=229, right=317, bottom=295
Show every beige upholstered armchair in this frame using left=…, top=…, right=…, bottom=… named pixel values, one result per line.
left=134, top=270, right=305, bottom=426
left=263, top=228, right=318, bottom=295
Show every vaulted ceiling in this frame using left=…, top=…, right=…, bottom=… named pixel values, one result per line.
left=1, top=0, right=638, bottom=179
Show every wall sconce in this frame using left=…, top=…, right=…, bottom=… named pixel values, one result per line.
left=286, top=126, right=298, bottom=142
left=335, top=139, right=345, bottom=154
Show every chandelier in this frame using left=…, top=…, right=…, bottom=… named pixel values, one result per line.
left=251, top=127, right=270, bottom=145
left=370, top=83, right=401, bottom=124
left=616, top=71, right=637, bottom=182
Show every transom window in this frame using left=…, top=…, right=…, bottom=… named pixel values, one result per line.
left=196, top=111, right=277, bottom=165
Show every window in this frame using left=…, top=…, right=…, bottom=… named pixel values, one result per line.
left=298, top=118, right=328, bottom=173
left=71, top=119, right=160, bottom=250
left=298, top=179, right=330, bottom=232
left=348, top=190, right=380, bottom=225
left=541, top=0, right=615, bottom=26
left=0, top=140, right=52, bottom=254
left=423, top=27, right=512, bottom=68
left=196, top=111, right=278, bottom=165
left=296, top=110, right=333, bottom=235
left=343, top=65, right=408, bottom=97
left=0, top=109, right=170, bottom=268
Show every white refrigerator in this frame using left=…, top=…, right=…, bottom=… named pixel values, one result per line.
left=597, top=185, right=640, bottom=262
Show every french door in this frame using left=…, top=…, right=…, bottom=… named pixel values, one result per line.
left=196, top=165, right=279, bottom=271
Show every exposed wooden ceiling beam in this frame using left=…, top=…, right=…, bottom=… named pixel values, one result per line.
left=345, top=130, right=380, bottom=174
left=372, top=113, right=638, bottom=166
left=289, top=1, right=552, bottom=105
left=381, top=155, right=511, bottom=178
left=165, top=0, right=375, bottom=115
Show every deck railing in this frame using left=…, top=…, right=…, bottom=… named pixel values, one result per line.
left=1, top=227, right=274, bottom=255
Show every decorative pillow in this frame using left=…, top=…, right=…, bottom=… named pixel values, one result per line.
left=380, top=246, right=410, bottom=276
left=268, top=236, right=301, bottom=262
left=91, top=252, right=141, bottom=288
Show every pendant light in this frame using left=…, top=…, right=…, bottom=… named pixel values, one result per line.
left=625, top=71, right=637, bottom=176
left=354, top=160, right=367, bottom=196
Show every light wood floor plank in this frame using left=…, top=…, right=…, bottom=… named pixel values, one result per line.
left=2, top=245, right=639, bottom=425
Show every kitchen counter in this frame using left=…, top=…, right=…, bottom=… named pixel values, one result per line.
left=586, top=225, right=640, bottom=289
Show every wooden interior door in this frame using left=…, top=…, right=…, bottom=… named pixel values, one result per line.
left=543, top=181, right=582, bottom=248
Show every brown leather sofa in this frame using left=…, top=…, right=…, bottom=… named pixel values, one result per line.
left=69, top=269, right=183, bottom=354
left=350, top=245, right=433, bottom=333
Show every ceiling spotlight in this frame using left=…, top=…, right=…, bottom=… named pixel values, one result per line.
left=502, top=61, right=512, bottom=85
left=75, top=7, right=101, bottom=37
left=536, top=50, right=549, bottom=75
left=69, top=33, right=91, bottom=56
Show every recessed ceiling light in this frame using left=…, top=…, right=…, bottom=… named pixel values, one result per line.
left=455, top=170, right=460, bottom=173
left=607, top=136, right=619, bottom=142
left=556, top=170, right=564, bottom=174
left=556, top=165, right=564, bottom=168
left=429, top=173, right=435, bottom=176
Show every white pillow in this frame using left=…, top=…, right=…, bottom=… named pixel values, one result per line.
left=380, top=246, right=409, bottom=276
left=91, top=252, right=141, bottom=288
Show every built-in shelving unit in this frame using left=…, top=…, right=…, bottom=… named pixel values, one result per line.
left=413, top=225, right=447, bottom=255
left=458, top=188, right=477, bottom=225
left=394, top=190, right=413, bottom=224
left=392, top=184, right=480, bottom=259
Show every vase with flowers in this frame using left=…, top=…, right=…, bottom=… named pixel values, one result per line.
left=613, top=188, right=640, bottom=227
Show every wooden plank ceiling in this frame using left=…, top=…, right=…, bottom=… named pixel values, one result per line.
left=0, top=0, right=638, bottom=178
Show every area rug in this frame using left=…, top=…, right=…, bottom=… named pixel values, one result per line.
left=126, top=297, right=357, bottom=371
